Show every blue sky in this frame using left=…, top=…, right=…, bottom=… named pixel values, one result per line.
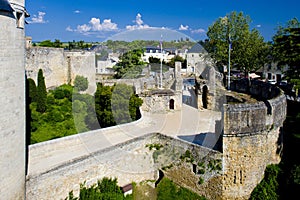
left=25, top=0, right=300, bottom=42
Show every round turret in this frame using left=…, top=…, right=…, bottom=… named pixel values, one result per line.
left=0, top=0, right=28, bottom=199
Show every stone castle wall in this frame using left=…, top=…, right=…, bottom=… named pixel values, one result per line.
left=25, top=47, right=96, bottom=94
left=0, top=0, right=26, bottom=199
left=26, top=133, right=221, bottom=200
left=222, top=93, right=286, bottom=200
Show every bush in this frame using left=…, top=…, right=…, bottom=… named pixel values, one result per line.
left=74, top=75, right=88, bottom=92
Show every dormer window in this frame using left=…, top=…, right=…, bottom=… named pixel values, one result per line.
left=16, top=11, right=24, bottom=28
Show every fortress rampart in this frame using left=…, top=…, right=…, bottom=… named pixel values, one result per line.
left=26, top=133, right=222, bottom=200
left=25, top=47, right=96, bottom=94
left=25, top=92, right=287, bottom=200
left=221, top=92, right=286, bottom=199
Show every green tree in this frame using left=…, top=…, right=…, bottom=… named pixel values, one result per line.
left=95, top=83, right=115, bottom=128
left=53, top=39, right=62, bottom=48
left=207, top=11, right=269, bottom=75
left=38, top=40, right=54, bottom=47
left=66, top=177, right=131, bottom=200
left=113, top=49, right=145, bottom=78
left=272, top=18, right=300, bottom=93
left=250, top=164, right=281, bottom=200
left=27, top=78, right=37, bottom=103
left=167, top=55, right=187, bottom=68
left=36, top=69, right=47, bottom=113
left=74, top=75, right=88, bottom=92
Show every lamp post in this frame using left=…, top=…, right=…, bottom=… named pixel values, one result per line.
left=160, top=35, right=163, bottom=89
left=222, top=16, right=231, bottom=90
left=228, top=33, right=231, bottom=90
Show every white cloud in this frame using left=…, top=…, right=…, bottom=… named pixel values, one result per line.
left=126, top=13, right=151, bottom=30
left=74, top=10, right=81, bottom=14
left=89, top=18, right=118, bottom=31
left=28, top=12, right=48, bottom=24
left=77, top=24, right=92, bottom=33
left=67, top=17, right=118, bottom=34
left=65, top=26, right=73, bottom=32
left=191, top=28, right=206, bottom=34
left=256, top=24, right=262, bottom=28
left=179, top=24, right=189, bottom=31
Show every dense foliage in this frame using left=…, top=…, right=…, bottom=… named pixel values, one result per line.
left=157, top=178, right=206, bottom=200
left=113, top=49, right=146, bottom=78
left=30, top=84, right=90, bottom=143
left=206, top=11, right=269, bottom=74
left=272, top=18, right=300, bottom=93
left=74, top=75, right=88, bottom=92
left=66, top=177, right=133, bottom=200
left=95, top=83, right=143, bottom=128
left=37, top=39, right=63, bottom=48
left=29, top=80, right=143, bottom=143
left=250, top=101, right=300, bottom=199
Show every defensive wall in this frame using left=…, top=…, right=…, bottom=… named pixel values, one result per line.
left=25, top=89, right=287, bottom=200
left=25, top=47, right=96, bottom=94
left=26, top=133, right=222, bottom=200
left=221, top=85, right=286, bottom=199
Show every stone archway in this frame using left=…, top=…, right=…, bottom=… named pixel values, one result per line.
left=169, top=99, right=175, bottom=110
left=202, top=85, right=208, bottom=109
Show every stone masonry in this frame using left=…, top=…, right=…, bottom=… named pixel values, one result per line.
left=0, top=0, right=27, bottom=199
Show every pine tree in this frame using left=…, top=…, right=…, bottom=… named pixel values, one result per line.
left=36, top=69, right=47, bottom=113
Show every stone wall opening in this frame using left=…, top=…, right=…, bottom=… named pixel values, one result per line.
left=169, top=99, right=175, bottom=110
left=202, top=85, right=208, bottom=109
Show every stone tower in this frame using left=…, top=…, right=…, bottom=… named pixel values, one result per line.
left=0, top=0, right=28, bottom=199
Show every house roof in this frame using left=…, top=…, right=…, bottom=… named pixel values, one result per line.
left=0, top=0, right=13, bottom=13
left=188, top=43, right=206, bottom=54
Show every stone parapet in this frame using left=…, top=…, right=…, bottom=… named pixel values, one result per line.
left=224, top=93, right=286, bottom=136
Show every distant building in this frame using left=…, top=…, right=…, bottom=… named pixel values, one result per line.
left=142, top=46, right=175, bottom=63
left=186, top=43, right=207, bottom=75
left=260, top=62, right=288, bottom=83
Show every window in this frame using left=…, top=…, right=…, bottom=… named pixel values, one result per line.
left=16, top=11, right=24, bottom=28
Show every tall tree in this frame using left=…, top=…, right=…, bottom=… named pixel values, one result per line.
left=27, top=78, right=37, bottom=103
left=272, top=18, right=300, bottom=92
left=36, top=69, right=47, bottom=113
left=207, top=11, right=269, bottom=75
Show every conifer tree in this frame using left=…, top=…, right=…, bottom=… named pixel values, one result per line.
left=36, top=69, right=47, bottom=113
left=27, top=78, right=37, bottom=103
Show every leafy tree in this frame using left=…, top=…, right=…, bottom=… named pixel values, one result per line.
left=272, top=18, right=300, bottom=93
left=38, top=40, right=54, bottom=47
left=94, top=83, right=143, bottom=128
left=149, top=56, right=162, bottom=64
left=167, top=55, right=187, bottom=68
left=36, top=69, right=47, bottom=113
left=207, top=11, right=269, bottom=75
left=113, top=49, right=145, bottom=78
left=74, top=75, right=88, bottom=92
